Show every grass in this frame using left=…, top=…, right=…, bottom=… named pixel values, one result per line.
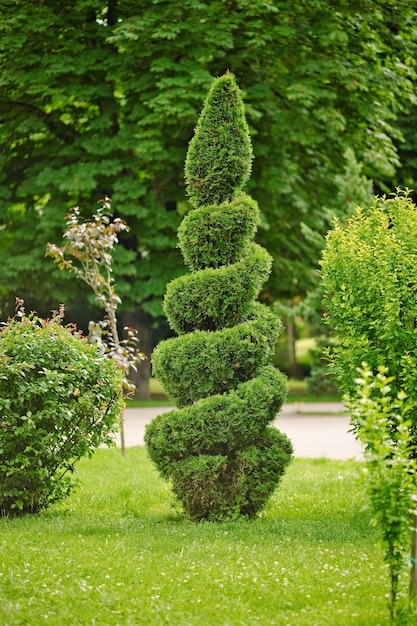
left=126, top=378, right=342, bottom=408
left=1, top=449, right=416, bottom=625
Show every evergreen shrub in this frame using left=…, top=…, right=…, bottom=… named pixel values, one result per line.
left=0, top=305, right=124, bottom=516
left=145, top=72, right=292, bottom=521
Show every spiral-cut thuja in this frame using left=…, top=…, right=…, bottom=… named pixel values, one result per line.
left=146, top=196, right=293, bottom=520
left=145, top=74, right=292, bottom=521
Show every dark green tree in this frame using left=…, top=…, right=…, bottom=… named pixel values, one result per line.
left=145, top=73, right=292, bottom=521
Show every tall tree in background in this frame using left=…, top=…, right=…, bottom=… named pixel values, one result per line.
left=1, top=1, right=416, bottom=394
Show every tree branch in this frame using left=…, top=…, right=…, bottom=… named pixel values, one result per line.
left=107, top=0, right=118, bottom=27
left=4, top=99, right=78, bottom=143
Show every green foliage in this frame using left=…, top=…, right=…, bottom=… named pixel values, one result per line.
left=347, top=365, right=417, bottom=620
left=164, top=243, right=272, bottom=334
left=1, top=0, right=416, bottom=325
left=146, top=366, right=288, bottom=477
left=306, top=360, right=339, bottom=397
left=185, top=72, right=253, bottom=207
left=321, top=191, right=417, bottom=429
left=298, top=149, right=374, bottom=391
left=152, top=304, right=281, bottom=407
left=168, top=427, right=292, bottom=522
left=145, top=73, right=292, bottom=521
left=0, top=303, right=124, bottom=516
left=177, top=192, right=260, bottom=270
left=321, top=191, right=417, bottom=617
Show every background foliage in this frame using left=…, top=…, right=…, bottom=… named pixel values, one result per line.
left=1, top=0, right=416, bottom=386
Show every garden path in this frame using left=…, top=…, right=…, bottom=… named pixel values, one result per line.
left=118, top=402, right=364, bottom=460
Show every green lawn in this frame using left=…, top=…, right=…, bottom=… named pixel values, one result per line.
left=1, top=448, right=415, bottom=625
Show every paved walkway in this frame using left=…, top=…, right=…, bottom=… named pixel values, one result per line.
left=118, top=402, right=364, bottom=460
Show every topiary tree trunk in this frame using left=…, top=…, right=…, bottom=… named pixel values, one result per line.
left=145, top=72, right=292, bottom=521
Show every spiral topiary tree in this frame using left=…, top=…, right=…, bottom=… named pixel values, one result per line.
left=145, top=72, right=293, bottom=521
